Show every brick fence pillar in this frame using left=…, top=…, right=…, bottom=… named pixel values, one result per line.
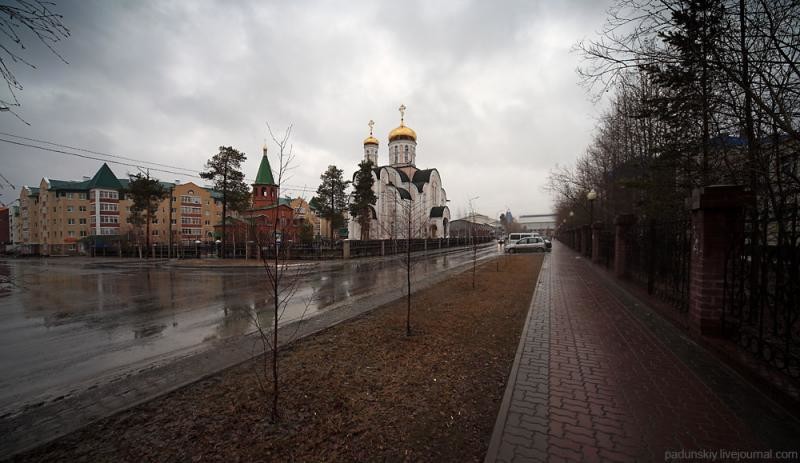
left=689, top=185, right=746, bottom=336
left=614, top=214, right=637, bottom=278
left=591, top=222, right=603, bottom=264
left=343, top=240, right=351, bottom=259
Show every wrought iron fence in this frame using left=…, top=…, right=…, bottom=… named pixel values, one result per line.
left=599, top=229, right=615, bottom=269
left=723, top=206, right=800, bottom=378
left=625, top=217, right=692, bottom=312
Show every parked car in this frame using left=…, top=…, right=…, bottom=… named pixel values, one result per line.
left=506, top=232, right=536, bottom=244
left=505, top=236, right=547, bottom=253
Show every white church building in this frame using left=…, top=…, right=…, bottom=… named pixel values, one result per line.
left=349, top=105, right=451, bottom=240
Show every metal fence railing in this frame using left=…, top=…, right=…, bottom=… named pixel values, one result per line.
left=723, top=206, right=800, bottom=379
left=625, top=217, right=692, bottom=313
left=599, top=229, right=615, bottom=269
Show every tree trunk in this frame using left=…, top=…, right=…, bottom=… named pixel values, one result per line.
left=145, top=209, right=151, bottom=259
left=406, top=235, right=411, bottom=337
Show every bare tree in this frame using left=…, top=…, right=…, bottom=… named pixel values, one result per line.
left=1, top=0, right=70, bottom=122
left=468, top=197, right=479, bottom=289
left=377, top=191, right=429, bottom=336
left=243, top=123, right=315, bottom=423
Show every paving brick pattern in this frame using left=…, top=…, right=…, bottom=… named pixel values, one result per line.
left=486, top=243, right=800, bottom=463
left=486, top=257, right=551, bottom=463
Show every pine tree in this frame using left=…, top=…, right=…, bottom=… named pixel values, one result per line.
left=315, top=165, right=350, bottom=241
left=348, top=160, right=377, bottom=240
left=200, top=146, right=250, bottom=257
left=126, top=171, right=167, bottom=258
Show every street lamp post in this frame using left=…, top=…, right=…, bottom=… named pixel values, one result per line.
left=586, top=189, right=597, bottom=257
left=587, top=189, right=597, bottom=226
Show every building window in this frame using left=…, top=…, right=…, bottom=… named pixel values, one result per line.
left=152, top=230, right=159, bottom=236
left=79, top=218, right=87, bottom=224
left=79, top=193, right=87, bottom=200
left=67, top=218, right=75, bottom=225
left=79, top=205, right=87, bottom=212
left=68, top=230, right=75, bottom=237
left=80, top=230, right=87, bottom=237
left=181, top=228, right=202, bottom=236
left=66, top=193, right=74, bottom=199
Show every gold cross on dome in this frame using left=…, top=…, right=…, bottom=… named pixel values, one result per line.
left=368, top=119, right=374, bottom=135
left=398, top=104, right=406, bottom=124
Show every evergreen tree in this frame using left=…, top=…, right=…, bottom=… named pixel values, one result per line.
left=315, top=165, right=350, bottom=241
left=647, top=0, right=728, bottom=186
left=126, top=171, right=167, bottom=258
left=348, top=160, right=377, bottom=240
left=200, top=146, right=250, bottom=257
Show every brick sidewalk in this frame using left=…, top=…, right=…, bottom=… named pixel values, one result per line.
left=485, top=242, right=800, bottom=462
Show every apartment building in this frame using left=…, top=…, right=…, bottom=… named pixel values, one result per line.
left=14, top=163, right=224, bottom=255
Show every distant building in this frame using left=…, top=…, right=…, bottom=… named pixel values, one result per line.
left=0, top=207, right=9, bottom=247
left=449, top=214, right=497, bottom=238
left=348, top=106, right=451, bottom=240
left=12, top=163, right=224, bottom=255
left=9, top=205, right=19, bottom=247
left=517, top=213, right=556, bottom=236
left=216, top=146, right=299, bottom=246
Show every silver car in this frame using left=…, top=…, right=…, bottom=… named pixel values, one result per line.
left=505, top=236, right=547, bottom=253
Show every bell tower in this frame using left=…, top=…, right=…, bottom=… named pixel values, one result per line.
left=363, top=119, right=379, bottom=166
left=252, top=145, right=278, bottom=208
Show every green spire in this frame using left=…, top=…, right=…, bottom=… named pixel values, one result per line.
left=254, top=148, right=275, bottom=185
left=87, top=163, right=123, bottom=190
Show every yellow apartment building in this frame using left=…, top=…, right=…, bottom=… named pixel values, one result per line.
left=14, top=163, right=224, bottom=255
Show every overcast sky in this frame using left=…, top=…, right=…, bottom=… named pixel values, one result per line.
left=1, top=0, right=612, bottom=220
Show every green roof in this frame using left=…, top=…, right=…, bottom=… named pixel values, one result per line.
left=48, top=178, right=91, bottom=191
left=254, top=154, right=275, bottom=185
left=86, top=163, right=123, bottom=190
left=27, top=187, right=40, bottom=196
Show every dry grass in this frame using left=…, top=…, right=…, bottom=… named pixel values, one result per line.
left=16, top=254, right=543, bottom=463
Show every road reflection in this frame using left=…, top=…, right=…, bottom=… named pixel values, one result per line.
left=0, top=245, right=499, bottom=413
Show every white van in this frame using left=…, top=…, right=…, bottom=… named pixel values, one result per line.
left=506, top=232, right=539, bottom=245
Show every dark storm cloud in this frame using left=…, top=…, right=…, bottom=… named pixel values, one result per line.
left=1, top=0, right=612, bottom=217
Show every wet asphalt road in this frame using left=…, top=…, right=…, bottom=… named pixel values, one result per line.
left=0, top=245, right=501, bottom=416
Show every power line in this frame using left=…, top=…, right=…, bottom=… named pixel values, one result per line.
left=0, top=138, right=205, bottom=179
left=1, top=135, right=325, bottom=195
left=0, top=132, right=200, bottom=176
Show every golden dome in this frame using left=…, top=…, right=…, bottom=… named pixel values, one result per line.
left=363, top=135, right=379, bottom=146
left=388, top=124, right=417, bottom=142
